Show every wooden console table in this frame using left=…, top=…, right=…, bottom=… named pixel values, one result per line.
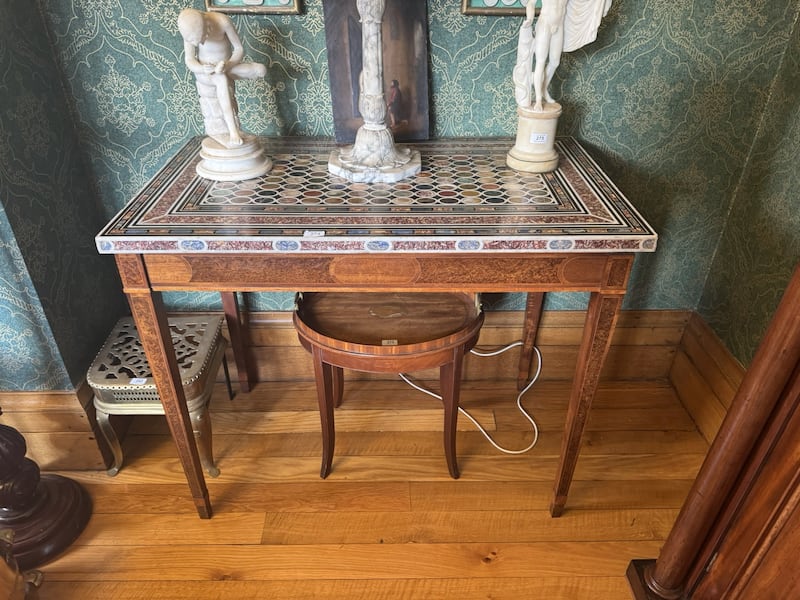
left=97, top=137, right=657, bottom=519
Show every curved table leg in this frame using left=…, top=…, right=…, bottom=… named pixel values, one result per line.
left=313, top=349, right=337, bottom=479
left=440, top=356, right=462, bottom=480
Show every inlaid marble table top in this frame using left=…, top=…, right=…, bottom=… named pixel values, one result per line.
left=96, top=137, right=657, bottom=255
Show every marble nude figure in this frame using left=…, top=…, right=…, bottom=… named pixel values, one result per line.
left=513, top=0, right=613, bottom=111
left=178, top=8, right=272, bottom=181
left=178, top=8, right=266, bottom=147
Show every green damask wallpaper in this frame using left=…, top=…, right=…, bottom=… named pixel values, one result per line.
left=0, top=0, right=126, bottom=391
left=0, top=0, right=798, bottom=389
left=0, top=208, right=71, bottom=390
left=699, top=17, right=800, bottom=364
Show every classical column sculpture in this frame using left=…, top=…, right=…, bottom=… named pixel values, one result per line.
left=508, top=0, right=612, bottom=173
left=328, top=0, right=421, bottom=183
left=178, top=8, right=272, bottom=181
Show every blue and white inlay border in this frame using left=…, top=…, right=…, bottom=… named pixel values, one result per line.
left=96, top=137, right=657, bottom=255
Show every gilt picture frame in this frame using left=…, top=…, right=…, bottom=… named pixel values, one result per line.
left=461, top=0, right=540, bottom=16
left=205, top=0, right=302, bottom=14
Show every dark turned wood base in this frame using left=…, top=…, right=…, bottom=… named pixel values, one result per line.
left=0, top=422, right=92, bottom=570
left=627, top=559, right=682, bottom=600
left=1, top=474, right=92, bottom=569
left=0, top=474, right=92, bottom=570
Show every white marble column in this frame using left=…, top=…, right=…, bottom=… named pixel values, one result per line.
left=328, top=0, right=420, bottom=183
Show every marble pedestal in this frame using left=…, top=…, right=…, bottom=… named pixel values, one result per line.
left=329, top=144, right=421, bottom=184
left=196, top=135, right=272, bottom=182
left=326, top=0, right=420, bottom=184
left=507, top=103, right=562, bottom=173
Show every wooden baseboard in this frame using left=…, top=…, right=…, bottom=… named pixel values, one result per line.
left=670, top=313, right=745, bottom=443
left=234, top=309, right=689, bottom=383
left=0, top=381, right=110, bottom=471
left=0, top=308, right=692, bottom=471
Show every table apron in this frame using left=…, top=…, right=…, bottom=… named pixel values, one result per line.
left=141, top=253, right=634, bottom=293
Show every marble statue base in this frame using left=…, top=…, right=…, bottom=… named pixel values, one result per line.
left=328, top=147, right=421, bottom=184
left=507, top=103, right=562, bottom=174
left=196, top=135, right=272, bottom=182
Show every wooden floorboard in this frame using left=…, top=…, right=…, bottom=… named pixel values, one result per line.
left=30, top=378, right=708, bottom=599
left=34, top=577, right=638, bottom=600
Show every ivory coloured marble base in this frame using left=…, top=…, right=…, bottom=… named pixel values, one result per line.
left=196, top=135, right=272, bottom=182
left=507, top=103, right=562, bottom=174
left=328, top=148, right=421, bottom=184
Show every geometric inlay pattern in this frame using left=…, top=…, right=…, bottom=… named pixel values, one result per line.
left=97, top=137, right=657, bottom=254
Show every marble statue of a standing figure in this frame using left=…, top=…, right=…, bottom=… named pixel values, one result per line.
left=508, top=0, right=612, bottom=173
left=513, top=0, right=612, bottom=112
left=178, top=8, right=266, bottom=147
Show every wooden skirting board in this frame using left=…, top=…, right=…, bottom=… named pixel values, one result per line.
left=670, top=312, right=745, bottom=444
left=238, top=309, right=688, bottom=383
left=0, top=382, right=111, bottom=471
left=0, top=309, right=741, bottom=471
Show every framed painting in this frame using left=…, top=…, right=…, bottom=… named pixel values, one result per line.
left=205, top=0, right=302, bottom=14
left=323, top=0, right=430, bottom=144
left=461, top=0, right=540, bottom=16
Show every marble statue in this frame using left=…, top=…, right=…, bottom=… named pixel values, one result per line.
left=512, top=3, right=537, bottom=110
left=328, top=0, right=420, bottom=183
left=513, top=0, right=613, bottom=112
left=508, top=0, right=612, bottom=174
left=178, top=8, right=272, bottom=181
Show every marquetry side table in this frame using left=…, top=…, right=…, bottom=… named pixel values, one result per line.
left=96, top=136, right=658, bottom=519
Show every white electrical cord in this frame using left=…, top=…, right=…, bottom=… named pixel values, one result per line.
left=399, top=341, right=541, bottom=454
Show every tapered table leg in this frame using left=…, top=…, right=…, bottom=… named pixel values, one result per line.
left=221, top=291, right=255, bottom=392
left=518, top=292, right=545, bottom=390
left=550, top=291, right=623, bottom=517
left=117, top=255, right=212, bottom=519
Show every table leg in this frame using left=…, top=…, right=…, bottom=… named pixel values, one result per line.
left=518, top=292, right=545, bottom=390
left=117, top=255, right=212, bottom=519
left=221, top=292, right=255, bottom=392
left=550, top=291, right=623, bottom=517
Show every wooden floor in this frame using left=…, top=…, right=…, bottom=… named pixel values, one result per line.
left=32, top=375, right=709, bottom=599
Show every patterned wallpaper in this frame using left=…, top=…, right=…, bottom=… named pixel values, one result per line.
left=0, top=0, right=126, bottom=391
left=0, top=208, right=71, bottom=390
left=699, top=18, right=800, bottom=365
left=1, top=0, right=798, bottom=389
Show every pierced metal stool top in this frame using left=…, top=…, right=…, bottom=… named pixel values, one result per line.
left=87, top=315, right=225, bottom=404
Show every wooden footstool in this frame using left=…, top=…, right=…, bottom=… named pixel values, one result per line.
left=87, top=315, right=232, bottom=477
left=293, top=292, right=484, bottom=479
